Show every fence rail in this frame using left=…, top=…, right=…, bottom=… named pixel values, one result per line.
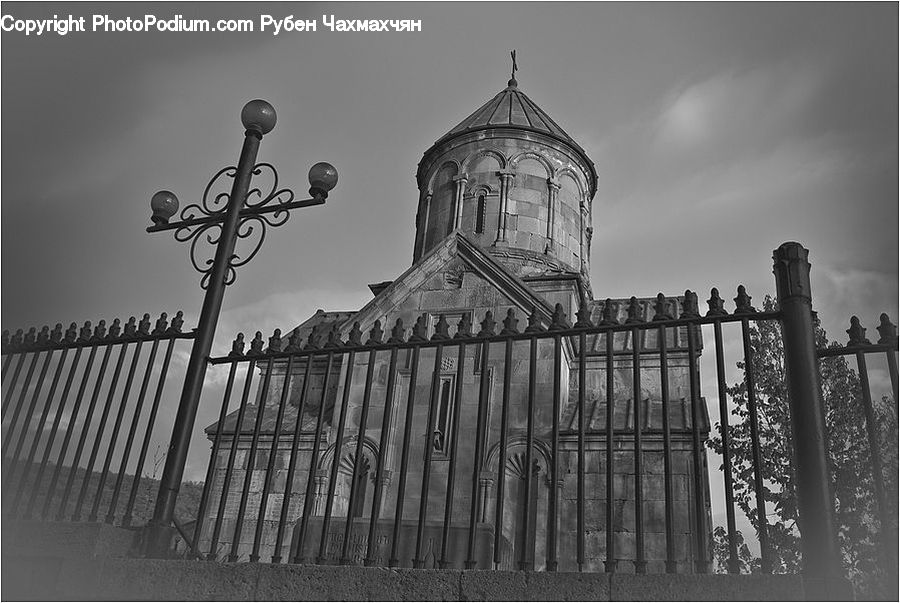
left=1, top=311, right=194, bottom=527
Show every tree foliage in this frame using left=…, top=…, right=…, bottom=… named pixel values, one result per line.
left=708, top=296, right=898, bottom=598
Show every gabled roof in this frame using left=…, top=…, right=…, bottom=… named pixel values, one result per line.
left=344, top=230, right=556, bottom=334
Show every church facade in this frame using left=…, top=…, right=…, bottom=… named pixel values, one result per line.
left=201, top=71, right=711, bottom=573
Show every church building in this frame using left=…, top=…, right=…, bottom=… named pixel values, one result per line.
left=202, top=64, right=711, bottom=573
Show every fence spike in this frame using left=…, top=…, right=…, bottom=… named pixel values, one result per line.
left=108, top=318, right=122, bottom=339
left=347, top=322, right=363, bottom=346
left=680, top=290, right=701, bottom=319
left=652, top=293, right=673, bottom=322
left=550, top=303, right=571, bottom=330
left=432, top=315, right=450, bottom=341
left=599, top=299, right=619, bottom=326
left=501, top=309, right=520, bottom=335
left=268, top=328, right=283, bottom=353
left=138, top=313, right=152, bottom=336
left=526, top=307, right=546, bottom=333
left=92, top=320, right=107, bottom=341
left=325, top=324, right=344, bottom=349
left=304, top=325, right=323, bottom=350
left=575, top=300, right=594, bottom=328
left=248, top=331, right=265, bottom=356
left=78, top=322, right=92, bottom=343
left=10, top=328, right=24, bottom=350
left=285, top=328, right=302, bottom=352
left=37, top=325, right=51, bottom=346
left=367, top=320, right=384, bottom=345
left=625, top=297, right=644, bottom=324
left=229, top=333, right=246, bottom=357
left=1, top=330, right=9, bottom=351
left=454, top=314, right=472, bottom=339
left=65, top=322, right=78, bottom=343
left=50, top=323, right=63, bottom=344
left=168, top=311, right=184, bottom=334
left=706, top=288, right=727, bottom=317
left=734, top=285, right=756, bottom=315
left=24, top=327, right=37, bottom=347
left=410, top=314, right=429, bottom=342
left=846, top=316, right=870, bottom=347
left=389, top=318, right=407, bottom=344
left=152, top=313, right=169, bottom=335
left=877, top=313, right=898, bottom=345
left=478, top=311, right=496, bottom=337
left=124, top=317, right=138, bottom=338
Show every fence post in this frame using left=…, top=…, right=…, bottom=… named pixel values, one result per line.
left=772, top=242, right=845, bottom=599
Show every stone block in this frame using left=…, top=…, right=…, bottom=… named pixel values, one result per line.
left=526, top=571, right=610, bottom=601
left=460, top=569, right=527, bottom=601
left=609, top=573, right=805, bottom=601
left=96, top=559, right=260, bottom=601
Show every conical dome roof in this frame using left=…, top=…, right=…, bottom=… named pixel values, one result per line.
left=431, top=77, right=596, bottom=193
left=436, top=78, right=582, bottom=150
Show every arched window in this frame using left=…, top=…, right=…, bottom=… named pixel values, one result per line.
left=475, top=194, right=486, bottom=234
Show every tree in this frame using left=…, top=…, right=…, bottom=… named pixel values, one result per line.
left=708, top=295, right=898, bottom=598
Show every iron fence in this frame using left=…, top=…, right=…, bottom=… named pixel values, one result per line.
left=1, top=311, right=193, bottom=527
left=187, top=289, right=788, bottom=574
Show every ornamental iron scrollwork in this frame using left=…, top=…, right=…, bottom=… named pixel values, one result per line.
left=172, top=163, right=297, bottom=289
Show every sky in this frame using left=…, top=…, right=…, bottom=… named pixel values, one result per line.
left=2, top=3, right=897, bottom=505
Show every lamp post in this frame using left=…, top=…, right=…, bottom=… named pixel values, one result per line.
left=143, top=99, right=337, bottom=556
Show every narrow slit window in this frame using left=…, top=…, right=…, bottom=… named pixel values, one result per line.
left=475, top=194, right=486, bottom=234
left=433, top=375, right=456, bottom=456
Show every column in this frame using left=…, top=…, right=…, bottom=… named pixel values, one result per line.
left=452, top=175, right=468, bottom=231
left=495, top=169, right=515, bottom=244
left=545, top=178, right=560, bottom=254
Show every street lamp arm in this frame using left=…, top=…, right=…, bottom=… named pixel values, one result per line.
left=145, top=196, right=325, bottom=233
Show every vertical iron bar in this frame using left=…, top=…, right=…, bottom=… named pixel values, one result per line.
left=659, top=324, right=677, bottom=573
left=229, top=356, right=274, bottom=562
left=366, top=346, right=399, bottom=566
left=773, top=243, right=842, bottom=595
left=548, top=334, right=562, bottom=572
left=389, top=345, right=421, bottom=567
left=191, top=360, right=238, bottom=556
left=493, top=337, right=513, bottom=569
left=317, top=349, right=356, bottom=563
left=291, top=351, right=330, bottom=564
left=341, top=349, right=378, bottom=565
left=886, top=349, right=899, bottom=416
left=631, top=327, right=646, bottom=574
left=604, top=331, right=616, bottom=573
left=207, top=358, right=255, bottom=558
left=2, top=350, right=42, bottom=457
left=465, top=339, right=491, bottom=569
left=57, top=342, right=114, bottom=520
left=414, top=342, right=444, bottom=568
left=740, top=317, right=769, bottom=573
left=90, top=341, right=144, bottom=521
left=854, top=351, right=891, bottom=570
left=1, top=352, right=28, bottom=418
left=27, top=347, right=81, bottom=519
left=518, top=336, right=537, bottom=571
left=252, top=355, right=295, bottom=562
left=107, top=339, right=160, bottom=524
left=1, top=350, right=14, bottom=382
left=122, top=338, right=175, bottom=527
left=575, top=333, right=585, bottom=572
left=439, top=341, right=467, bottom=568
left=13, top=348, right=69, bottom=516
left=713, top=321, right=739, bottom=573
left=4, top=349, right=54, bottom=503
left=687, top=321, right=709, bottom=573
left=73, top=342, right=129, bottom=521
left=42, top=344, right=97, bottom=520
